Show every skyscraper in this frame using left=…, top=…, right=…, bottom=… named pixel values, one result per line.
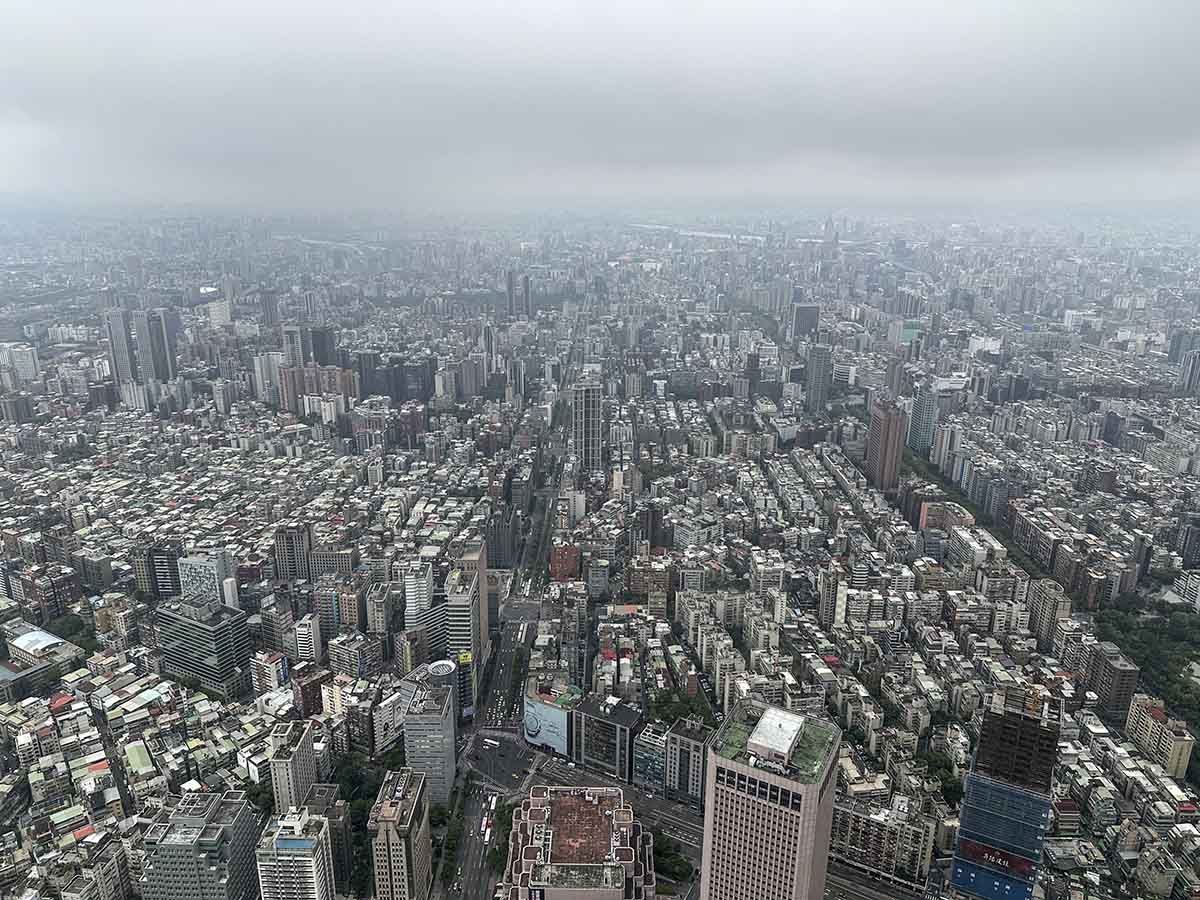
left=501, top=786, right=657, bottom=900
left=256, top=808, right=336, bottom=900
left=445, top=568, right=482, bottom=718
left=805, top=345, right=832, bottom=414
left=699, top=700, right=841, bottom=900
left=133, top=308, right=180, bottom=382
left=178, top=549, right=236, bottom=606
left=141, top=792, right=259, bottom=900
left=269, top=721, right=317, bottom=814
left=283, top=324, right=314, bottom=368
left=906, top=379, right=939, bottom=456
left=157, top=595, right=252, bottom=700
left=951, top=688, right=1059, bottom=900
left=572, top=379, right=603, bottom=474
left=865, top=399, right=906, bottom=492
left=791, top=302, right=819, bottom=346
left=1181, top=349, right=1200, bottom=396
left=105, top=308, right=139, bottom=384
left=369, top=769, right=432, bottom=900
left=505, top=269, right=516, bottom=318
left=521, top=272, right=532, bottom=318
left=399, top=663, right=457, bottom=805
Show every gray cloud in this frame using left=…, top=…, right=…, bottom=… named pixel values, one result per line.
left=3, top=1, right=1200, bottom=212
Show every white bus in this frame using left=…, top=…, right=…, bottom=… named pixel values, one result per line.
left=483, top=738, right=500, bottom=749
left=480, top=817, right=488, bottom=835
left=485, top=827, right=492, bottom=845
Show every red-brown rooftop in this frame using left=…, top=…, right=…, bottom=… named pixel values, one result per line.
left=548, top=792, right=618, bottom=864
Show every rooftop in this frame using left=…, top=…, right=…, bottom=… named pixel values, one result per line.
left=713, top=700, right=840, bottom=784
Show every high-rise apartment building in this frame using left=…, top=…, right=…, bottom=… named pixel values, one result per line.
left=252, top=650, right=289, bottom=694
left=951, top=688, right=1059, bottom=900
left=1083, top=640, right=1141, bottom=721
left=105, top=308, right=139, bottom=384
left=699, top=700, right=841, bottom=900
left=141, top=792, right=259, bottom=900
left=805, top=345, right=832, bottom=414
left=906, top=379, right=939, bottom=456
left=401, top=560, right=433, bottom=624
left=283, top=324, right=315, bottom=368
left=157, top=595, right=252, bottom=700
left=573, top=380, right=603, bottom=473
left=501, top=786, right=657, bottom=900
left=270, top=721, right=317, bottom=814
left=1125, top=693, right=1195, bottom=778
left=256, top=808, right=335, bottom=900
left=369, top=769, right=432, bottom=900
left=1026, top=578, right=1071, bottom=652
left=865, top=399, right=906, bottom=492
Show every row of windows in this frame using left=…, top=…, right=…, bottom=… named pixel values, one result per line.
left=714, top=766, right=803, bottom=811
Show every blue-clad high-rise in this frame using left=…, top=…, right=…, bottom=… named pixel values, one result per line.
left=951, top=688, right=1059, bottom=900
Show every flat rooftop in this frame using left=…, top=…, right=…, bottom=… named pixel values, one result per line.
left=713, top=700, right=839, bottom=784
left=548, top=791, right=619, bottom=864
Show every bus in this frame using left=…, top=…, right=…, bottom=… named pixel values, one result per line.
left=480, top=817, right=488, bottom=835
left=483, top=738, right=500, bottom=749
left=490, top=795, right=498, bottom=812
left=485, top=827, right=492, bottom=845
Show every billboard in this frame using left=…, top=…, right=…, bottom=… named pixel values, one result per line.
left=956, top=839, right=1036, bottom=879
left=523, top=692, right=569, bottom=756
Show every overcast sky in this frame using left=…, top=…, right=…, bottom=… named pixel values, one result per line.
left=3, top=1, right=1200, bottom=214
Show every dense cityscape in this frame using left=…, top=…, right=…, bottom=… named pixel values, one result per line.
left=1, top=209, right=1200, bottom=900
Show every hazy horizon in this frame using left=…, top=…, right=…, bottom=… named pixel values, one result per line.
left=5, top=1, right=1200, bottom=215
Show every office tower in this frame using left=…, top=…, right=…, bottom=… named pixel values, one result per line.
left=699, top=700, right=841, bottom=900
left=275, top=521, right=314, bottom=582
left=666, top=716, right=715, bottom=808
left=157, top=596, right=253, bottom=700
left=105, top=308, right=139, bottom=384
left=906, top=379, right=939, bottom=456
left=865, top=400, right=906, bottom=492
left=270, top=721, right=317, bottom=814
left=369, top=770, right=432, bottom=900
left=399, top=664, right=457, bottom=805
left=302, top=785, right=353, bottom=894
left=445, top=568, right=482, bottom=718
left=521, top=272, right=532, bottom=317
left=295, top=613, right=324, bottom=662
left=133, top=308, right=179, bottom=382
left=572, top=379, right=603, bottom=473
left=313, top=577, right=344, bottom=644
left=501, top=786, right=657, bottom=900
left=141, top=792, right=259, bottom=900
left=256, top=808, right=335, bottom=900
left=131, top=539, right=183, bottom=599
left=951, top=688, right=1059, bottom=900
left=455, top=539, right=490, bottom=665
left=1181, top=349, right=1200, bottom=396
left=791, top=302, right=820, bottom=346
left=805, top=344, right=832, bottom=414
left=283, top=324, right=314, bottom=367
left=1083, top=641, right=1140, bottom=721
left=178, top=549, right=236, bottom=606
left=506, top=269, right=516, bottom=318
left=365, top=582, right=402, bottom=635
left=1125, top=693, right=1195, bottom=778
left=260, top=290, right=281, bottom=327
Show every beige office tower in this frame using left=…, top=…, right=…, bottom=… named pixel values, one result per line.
left=501, top=785, right=656, bottom=900
left=699, top=700, right=841, bottom=900
left=369, top=769, right=432, bottom=900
